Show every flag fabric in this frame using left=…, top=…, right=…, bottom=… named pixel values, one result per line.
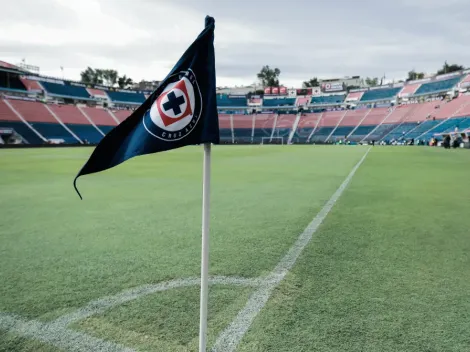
left=74, top=16, right=218, bottom=198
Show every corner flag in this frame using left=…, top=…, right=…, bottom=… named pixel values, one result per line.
left=74, top=16, right=218, bottom=199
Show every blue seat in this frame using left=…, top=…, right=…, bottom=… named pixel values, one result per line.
left=404, top=120, right=441, bottom=139
left=263, top=98, right=295, bottom=107
left=294, top=128, right=314, bottom=143
left=0, top=121, right=44, bottom=144
left=360, top=88, right=401, bottom=102
left=383, top=123, right=418, bottom=141
left=107, top=91, right=146, bottom=104
left=310, top=95, right=345, bottom=105
left=40, top=81, right=91, bottom=99
left=233, top=128, right=252, bottom=143
left=350, top=125, right=375, bottom=136
left=414, top=77, right=462, bottom=96
left=367, top=124, right=395, bottom=140
left=217, top=95, right=247, bottom=107
left=310, top=127, right=334, bottom=142
left=66, top=124, right=104, bottom=144
left=28, top=122, right=78, bottom=143
left=219, top=129, right=232, bottom=140
left=97, top=125, right=115, bottom=134
left=331, top=126, right=354, bottom=136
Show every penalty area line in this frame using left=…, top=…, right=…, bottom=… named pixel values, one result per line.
left=211, top=147, right=371, bottom=352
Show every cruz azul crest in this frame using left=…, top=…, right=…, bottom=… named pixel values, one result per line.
left=143, top=69, right=203, bottom=141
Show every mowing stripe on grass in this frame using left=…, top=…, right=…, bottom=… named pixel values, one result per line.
left=53, top=276, right=261, bottom=327
left=0, top=312, right=135, bottom=352
left=211, top=147, right=371, bottom=352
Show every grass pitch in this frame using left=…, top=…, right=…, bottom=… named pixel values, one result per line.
left=1, top=145, right=469, bottom=351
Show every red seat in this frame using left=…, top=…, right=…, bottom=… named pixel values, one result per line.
left=0, top=99, right=19, bottom=121
left=48, top=104, right=88, bottom=124
left=218, top=114, right=231, bottom=129
left=82, top=107, right=117, bottom=126
left=8, top=100, right=56, bottom=123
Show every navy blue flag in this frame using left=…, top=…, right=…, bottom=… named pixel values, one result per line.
left=74, top=16, right=218, bottom=199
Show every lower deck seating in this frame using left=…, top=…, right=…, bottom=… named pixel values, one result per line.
left=331, top=126, right=354, bottom=137
left=66, top=124, right=103, bottom=144
left=382, top=123, right=419, bottom=141
left=219, top=129, right=232, bottom=141
left=0, top=121, right=44, bottom=144
left=366, top=124, right=395, bottom=141
left=28, top=122, right=78, bottom=143
left=348, top=125, right=376, bottom=141
left=404, top=120, right=441, bottom=139
left=420, top=117, right=470, bottom=140
left=98, top=125, right=115, bottom=134
left=310, top=127, right=334, bottom=142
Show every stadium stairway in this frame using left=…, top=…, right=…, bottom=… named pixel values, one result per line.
left=287, top=113, right=302, bottom=144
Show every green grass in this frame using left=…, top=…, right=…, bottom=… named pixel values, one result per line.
left=1, top=146, right=469, bottom=351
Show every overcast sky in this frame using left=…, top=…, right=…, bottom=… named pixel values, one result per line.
left=1, top=0, right=469, bottom=87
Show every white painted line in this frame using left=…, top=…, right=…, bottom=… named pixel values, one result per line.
left=211, top=147, right=371, bottom=352
left=0, top=312, right=135, bottom=352
left=53, top=276, right=261, bottom=327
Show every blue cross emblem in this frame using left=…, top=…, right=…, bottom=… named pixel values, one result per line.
left=163, top=91, right=185, bottom=115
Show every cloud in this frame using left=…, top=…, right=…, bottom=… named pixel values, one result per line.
left=1, top=0, right=469, bottom=87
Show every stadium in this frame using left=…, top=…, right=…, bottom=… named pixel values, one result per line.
left=1, top=4, right=470, bottom=352
left=1, top=59, right=470, bottom=146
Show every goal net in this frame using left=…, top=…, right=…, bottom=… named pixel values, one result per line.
left=261, top=137, right=284, bottom=145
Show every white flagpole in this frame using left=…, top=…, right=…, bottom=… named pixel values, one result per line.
left=199, top=142, right=211, bottom=352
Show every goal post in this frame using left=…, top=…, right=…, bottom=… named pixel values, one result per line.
left=261, top=137, right=284, bottom=145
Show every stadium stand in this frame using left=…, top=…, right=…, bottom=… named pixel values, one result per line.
left=218, top=114, right=232, bottom=142
left=345, top=91, right=364, bottom=101
left=310, top=110, right=344, bottom=142
left=329, top=109, right=370, bottom=141
left=48, top=104, right=88, bottom=124
left=6, top=100, right=78, bottom=142
left=232, top=115, right=254, bottom=143
left=296, top=97, right=309, bottom=106
left=0, top=99, right=44, bottom=144
left=413, top=76, right=462, bottom=96
left=40, top=81, right=91, bottom=99
left=459, top=74, right=470, bottom=87
left=217, top=95, right=247, bottom=107
left=253, top=114, right=276, bottom=143
left=81, top=106, right=117, bottom=127
left=0, top=74, right=27, bottom=91
left=2, top=57, right=470, bottom=147
left=19, top=78, right=43, bottom=91
left=107, top=91, right=146, bottom=104
left=398, top=83, right=421, bottom=97
left=263, top=97, right=295, bottom=107
left=348, top=107, right=389, bottom=141
left=310, top=94, right=345, bottom=105
left=7, top=100, right=56, bottom=123
left=47, top=104, right=103, bottom=143
left=111, top=110, right=131, bottom=123
left=360, top=87, right=401, bottom=102
left=87, top=88, right=108, bottom=98
left=272, top=114, right=296, bottom=141
left=293, top=113, right=322, bottom=143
